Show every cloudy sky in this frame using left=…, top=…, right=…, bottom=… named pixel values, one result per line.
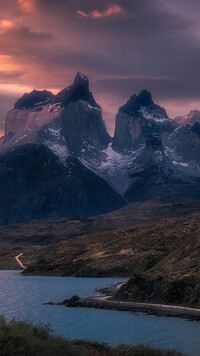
left=0, top=0, right=200, bottom=135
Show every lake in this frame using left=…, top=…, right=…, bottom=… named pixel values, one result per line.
left=0, top=270, right=200, bottom=355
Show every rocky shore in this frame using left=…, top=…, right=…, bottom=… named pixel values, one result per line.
left=46, top=292, right=200, bottom=322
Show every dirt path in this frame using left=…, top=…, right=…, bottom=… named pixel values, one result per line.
left=15, top=253, right=26, bottom=269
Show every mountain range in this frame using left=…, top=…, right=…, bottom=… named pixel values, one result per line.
left=1, top=71, right=200, bottom=225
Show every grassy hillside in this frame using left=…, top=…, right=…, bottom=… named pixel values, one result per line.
left=1, top=198, right=200, bottom=307
left=0, top=197, right=199, bottom=269
left=19, top=212, right=200, bottom=307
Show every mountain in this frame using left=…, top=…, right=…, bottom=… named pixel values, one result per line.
left=1, top=72, right=110, bottom=162
left=79, top=90, right=178, bottom=194
left=166, top=122, right=200, bottom=176
left=0, top=73, right=128, bottom=225
left=112, top=89, right=176, bottom=152
left=0, top=143, right=125, bottom=225
left=175, top=110, right=200, bottom=126
left=124, top=134, right=200, bottom=202
left=2, top=73, right=200, bottom=225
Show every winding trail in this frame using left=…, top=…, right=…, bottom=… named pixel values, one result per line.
left=15, top=253, right=26, bottom=269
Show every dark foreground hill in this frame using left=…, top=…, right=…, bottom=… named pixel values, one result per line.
left=0, top=317, right=181, bottom=356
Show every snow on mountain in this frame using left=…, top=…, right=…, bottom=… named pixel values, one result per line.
left=2, top=75, right=200, bottom=206
left=79, top=143, right=145, bottom=194
left=39, top=122, right=69, bottom=165
left=139, top=107, right=169, bottom=123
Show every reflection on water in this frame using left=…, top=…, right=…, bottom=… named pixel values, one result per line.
left=0, top=270, right=200, bottom=356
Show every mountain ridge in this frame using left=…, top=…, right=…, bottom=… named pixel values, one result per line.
left=1, top=72, right=200, bottom=224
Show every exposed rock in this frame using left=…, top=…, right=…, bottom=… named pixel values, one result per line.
left=14, top=89, right=54, bottom=110
left=124, top=134, right=200, bottom=202
left=4, top=104, right=62, bottom=138
left=55, top=72, right=100, bottom=108
left=1, top=72, right=110, bottom=164
left=61, top=101, right=110, bottom=156
left=112, top=89, right=175, bottom=152
left=167, top=123, right=200, bottom=166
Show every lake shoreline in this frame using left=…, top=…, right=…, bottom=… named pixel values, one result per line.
left=2, top=270, right=200, bottom=355
left=54, top=296, right=200, bottom=322
left=4, top=270, right=200, bottom=322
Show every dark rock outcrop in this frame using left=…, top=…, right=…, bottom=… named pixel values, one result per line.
left=55, top=72, right=100, bottom=108
left=113, top=90, right=175, bottom=152
left=14, top=89, right=54, bottom=110
left=13, top=72, right=99, bottom=111
left=61, top=101, right=110, bottom=156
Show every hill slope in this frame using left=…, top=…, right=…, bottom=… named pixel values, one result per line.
left=1, top=198, right=199, bottom=308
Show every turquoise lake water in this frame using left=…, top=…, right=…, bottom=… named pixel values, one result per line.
left=0, top=270, right=200, bottom=356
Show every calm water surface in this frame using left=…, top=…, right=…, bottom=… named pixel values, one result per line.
left=0, top=270, right=200, bottom=356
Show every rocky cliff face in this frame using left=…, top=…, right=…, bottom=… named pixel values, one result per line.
left=2, top=72, right=110, bottom=161
left=0, top=143, right=126, bottom=225
left=55, top=72, right=99, bottom=108
left=112, top=90, right=175, bottom=152
left=61, top=101, right=110, bottom=157
left=124, top=134, right=200, bottom=202
left=166, top=123, right=200, bottom=177
left=0, top=73, right=125, bottom=225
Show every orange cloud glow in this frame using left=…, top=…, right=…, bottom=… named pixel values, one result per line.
left=17, top=0, right=36, bottom=13
left=0, top=20, right=15, bottom=33
left=77, top=4, right=125, bottom=19
left=0, top=55, right=15, bottom=71
left=0, top=54, right=25, bottom=75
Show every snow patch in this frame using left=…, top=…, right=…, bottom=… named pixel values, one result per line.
left=47, top=127, right=62, bottom=139
left=139, top=107, right=168, bottom=123
left=14, top=134, right=27, bottom=143
left=47, top=143, right=69, bottom=163
left=81, top=101, right=100, bottom=111
left=43, top=125, right=69, bottom=165
left=172, top=160, right=189, bottom=167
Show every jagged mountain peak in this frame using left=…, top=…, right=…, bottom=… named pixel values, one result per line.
left=2, top=72, right=105, bottom=156
left=74, top=71, right=89, bottom=85
left=119, top=89, right=167, bottom=118
left=14, top=89, right=54, bottom=110
left=137, top=89, right=153, bottom=106
left=13, top=72, right=98, bottom=112
left=55, top=72, right=99, bottom=108
left=113, top=90, right=171, bottom=152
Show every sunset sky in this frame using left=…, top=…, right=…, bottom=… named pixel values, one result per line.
left=0, top=0, right=200, bottom=135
